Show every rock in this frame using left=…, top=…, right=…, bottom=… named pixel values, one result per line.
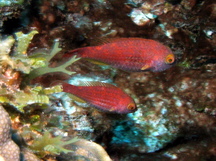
left=58, top=139, right=112, bottom=161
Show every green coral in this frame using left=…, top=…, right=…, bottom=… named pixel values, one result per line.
left=30, top=131, right=79, bottom=156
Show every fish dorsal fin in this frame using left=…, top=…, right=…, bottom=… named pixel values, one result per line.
left=90, top=37, right=145, bottom=46
left=77, top=81, right=116, bottom=87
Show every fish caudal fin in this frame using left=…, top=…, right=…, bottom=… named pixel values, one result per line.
left=64, top=46, right=92, bottom=58
left=63, top=48, right=82, bottom=57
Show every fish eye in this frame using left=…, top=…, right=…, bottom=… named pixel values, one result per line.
left=127, top=103, right=136, bottom=111
left=165, top=54, right=175, bottom=64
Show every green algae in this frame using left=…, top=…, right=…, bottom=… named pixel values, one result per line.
left=0, top=35, right=15, bottom=54
left=30, top=131, right=79, bottom=156
left=0, top=30, right=44, bottom=74
left=178, top=59, right=192, bottom=69
left=0, top=36, right=16, bottom=68
left=15, top=30, right=38, bottom=55
left=1, top=30, right=79, bottom=77
left=27, top=41, right=80, bottom=81
left=0, top=30, right=79, bottom=112
left=0, top=85, right=63, bottom=112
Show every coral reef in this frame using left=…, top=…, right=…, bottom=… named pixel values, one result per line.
left=111, top=108, right=179, bottom=153
left=161, top=137, right=216, bottom=161
left=0, top=30, right=79, bottom=111
left=0, top=0, right=30, bottom=33
left=21, top=148, right=41, bottom=161
left=0, top=0, right=216, bottom=160
left=110, top=66, right=216, bottom=153
left=128, top=0, right=171, bottom=26
left=0, top=105, right=20, bottom=161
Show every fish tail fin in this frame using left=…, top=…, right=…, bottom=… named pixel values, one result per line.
left=63, top=48, right=81, bottom=57
left=51, top=81, right=75, bottom=93
left=51, top=81, right=86, bottom=103
left=63, top=47, right=89, bottom=58
left=50, top=80, right=66, bottom=87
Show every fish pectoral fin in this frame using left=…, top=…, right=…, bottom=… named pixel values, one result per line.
left=141, top=64, right=151, bottom=71
left=109, top=108, right=115, bottom=112
left=86, top=59, right=109, bottom=66
left=69, top=94, right=86, bottom=103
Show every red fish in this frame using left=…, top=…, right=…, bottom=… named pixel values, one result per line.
left=65, top=38, right=175, bottom=72
left=59, top=81, right=137, bottom=114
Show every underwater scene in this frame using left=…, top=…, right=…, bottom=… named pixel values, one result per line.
left=0, top=0, right=216, bottom=160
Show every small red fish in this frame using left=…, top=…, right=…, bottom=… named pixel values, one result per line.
left=65, top=38, right=175, bottom=72
left=59, top=81, right=137, bottom=114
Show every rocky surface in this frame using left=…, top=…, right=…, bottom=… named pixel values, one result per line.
left=0, top=0, right=216, bottom=160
